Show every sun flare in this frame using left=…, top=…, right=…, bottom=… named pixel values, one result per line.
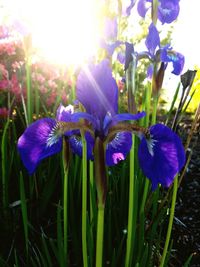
left=4, top=0, right=101, bottom=66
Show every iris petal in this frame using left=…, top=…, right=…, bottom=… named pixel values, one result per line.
left=103, top=111, right=146, bottom=136
left=158, top=0, right=180, bottom=24
left=69, top=132, right=94, bottom=160
left=100, top=40, right=122, bottom=56
left=103, top=17, right=118, bottom=40
left=111, top=111, right=146, bottom=125
left=56, top=104, right=74, bottom=121
left=145, top=23, right=160, bottom=56
left=76, top=59, right=118, bottom=126
left=160, top=49, right=185, bottom=75
left=126, top=0, right=137, bottom=16
left=125, top=42, right=134, bottom=71
left=138, top=123, right=185, bottom=190
left=106, top=132, right=132, bottom=166
left=72, top=112, right=97, bottom=129
left=17, top=118, right=62, bottom=174
left=137, top=0, right=151, bottom=18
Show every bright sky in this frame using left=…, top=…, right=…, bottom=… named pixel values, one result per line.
left=0, top=0, right=100, bottom=66
left=172, top=0, right=200, bottom=70
left=162, top=0, right=200, bottom=100
left=1, top=0, right=199, bottom=69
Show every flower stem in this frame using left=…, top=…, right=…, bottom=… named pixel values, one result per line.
left=62, top=138, right=69, bottom=265
left=96, top=204, right=105, bottom=267
left=125, top=134, right=136, bottom=267
left=25, top=57, right=32, bottom=125
left=152, top=0, right=158, bottom=24
left=81, top=131, right=88, bottom=267
left=94, top=137, right=107, bottom=267
left=159, top=176, right=178, bottom=267
left=139, top=83, right=152, bottom=215
left=152, top=95, right=158, bottom=124
left=89, top=161, right=95, bottom=224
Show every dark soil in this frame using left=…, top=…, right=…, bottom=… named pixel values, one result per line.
left=170, top=116, right=200, bottom=266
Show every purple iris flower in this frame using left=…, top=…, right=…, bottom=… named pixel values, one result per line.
left=122, top=24, right=184, bottom=75
left=123, top=0, right=137, bottom=16
left=75, top=59, right=145, bottom=165
left=17, top=105, right=95, bottom=174
left=17, top=60, right=145, bottom=173
left=100, top=17, right=122, bottom=57
left=17, top=59, right=185, bottom=190
left=138, top=124, right=185, bottom=190
left=144, top=23, right=184, bottom=75
left=137, top=0, right=180, bottom=24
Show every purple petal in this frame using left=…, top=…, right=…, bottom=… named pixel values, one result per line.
left=69, top=132, right=94, bottom=160
left=145, top=23, right=160, bottom=56
left=111, top=111, right=146, bottom=126
left=138, top=124, right=185, bottom=190
left=125, top=42, right=134, bottom=70
left=117, top=51, right=125, bottom=64
left=56, top=104, right=74, bottom=121
left=76, top=59, right=118, bottom=128
left=103, top=111, right=146, bottom=136
left=103, top=17, right=118, bottom=40
left=160, top=49, right=185, bottom=75
left=17, top=119, right=62, bottom=174
left=158, top=0, right=180, bottom=24
left=137, top=0, right=151, bottom=17
left=126, top=0, right=137, bottom=16
left=72, top=112, right=98, bottom=129
left=147, top=64, right=154, bottom=78
left=100, top=39, right=122, bottom=56
left=106, top=132, right=132, bottom=166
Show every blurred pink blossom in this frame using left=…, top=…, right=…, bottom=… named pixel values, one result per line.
left=0, top=107, right=9, bottom=118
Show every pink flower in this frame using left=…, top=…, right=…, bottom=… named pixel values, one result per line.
left=10, top=74, right=21, bottom=97
left=0, top=107, right=9, bottom=118
left=12, top=61, right=24, bottom=71
left=47, top=80, right=57, bottom=89
left=0, top=79, right=10, bottom=90
left=118, top=80, right=125, bottom=93
left=0, top=64, right=9, bottom=79
left=39, top=85, right=48, bottom=94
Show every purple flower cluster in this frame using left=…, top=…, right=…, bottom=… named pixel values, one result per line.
left=137, top=0, right=180, bottom=24
left=18, top=60, right=185, bottom=190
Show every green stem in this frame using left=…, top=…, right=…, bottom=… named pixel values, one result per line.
left=126, top=55, right=137, bottom=114
left=139, top=83, right=152, bottom=216
left=94, top=137, right=107, bottom=267
left=145, top=83, right=151, bottom=127
left=25, top=58, right=32, bottom=125
left=81, top=131, right=88, bottom=267
left=1, top=119, right=9, bottom=211
left=152, top=0, right=158, bottom=24
left=152, top=95, right=158, bottom=124
left=125, top=134, right=136, bottom=267
left=62, top=138, right=69, bottom=265
left=96, top=205, right=105, bottom=267
left=159, top=176, right=178, bottom=267
left=89, top=161, right=95, bottom=224
left=139, top=179, right=150, bottom=216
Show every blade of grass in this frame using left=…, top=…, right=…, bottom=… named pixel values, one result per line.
left=20, top=171, right=29, bottom=255
left=41, top=233, right=53, bottom=267
left=159, top=176, right=178, bottom=267
left=165, top=83, right=180, bottom=126
left=81, top=131, right=88, bottom=267
left=125, top=134, right=137, bottom=267
left=25, top=58, right=33, bottom=124
left=57, top=203, right=65, bottom=267
left=1, top=119, right=10, bottom=211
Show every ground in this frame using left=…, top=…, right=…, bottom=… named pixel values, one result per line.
left=171, top=116, right=200, bottom=266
